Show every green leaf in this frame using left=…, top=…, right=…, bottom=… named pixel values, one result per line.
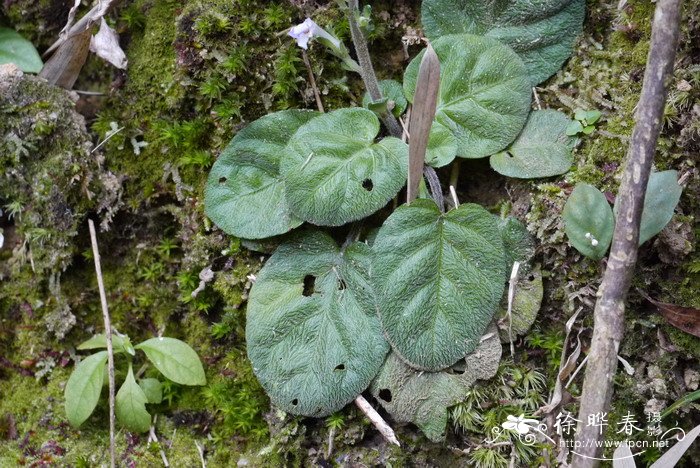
left=138, top=378, right=163, bottom=404
left=497, top=266, right=544, bottom=341
left=638, top=170, right=682, bottom=245
left=77, top=333, right=135, bottom=355
left=583, top=110, right=602, bottom=125
left=421, top=0, right=586, bottom=85
left=0, top=28, right=43, bottom=73
left=425, top=121, right=458, bottom=168
left=204, top=110, right=318, bottom=239
left=566, top=120, right=584, bottom=136
left=64, top=351, right=108, bottom=427
left=490, top=110, right=576, bottom=179
left=246, top=230, right=389, bottom=416
left=404, top=34, right=531, bottom=159
left=281, top=108, right=408, bottom=226
left=372, top=199, right=507, bottom=371
left=582, top=125, right=595, bottom=135
left=563, top=184, right=614, bottom=259
left=362, top=80, right=408, bottom=117
left=116, top=366, right=151, bottom=433
left=135, top=338, right=206, bottom=386
left=498, top=215, right=535, bottom=273
left=371, top=326, right=501, bottom=442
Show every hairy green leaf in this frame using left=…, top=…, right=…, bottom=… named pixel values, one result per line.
left=421, top=0, right=586, bottom=85
left=0, top=28, right=43, bottom=73
left=371, top=326, right=501, bottom=441
left=563, top=184, right=614, bottom=259
left=116, top=366, right=151, bottom=433
left=246, top=230, right=389, bottom=416
left=498, top=266, right=544, bottom=341
left=205, top=110, right=318, bottom=239
left=638, top=170, right=682, bottom=245
left=281, top=108, right=408, bottom=226
left=135, top=338, right=206, bottom=386
left=490, top=110, right=576, bottom=179
left=373, top=199, right=507, bottom=371
left=499, top=216, right=536, bottom=273
left=362, top=79, right=408, bottom=117
left=404, top=34, right=531, bottom=159
left=64, top=351, right=108, bottom=427
left=139, top=378, right=163, bottom=404
left=425, top=120, right=458, bottom=168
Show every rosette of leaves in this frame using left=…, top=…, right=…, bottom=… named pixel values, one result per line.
left=403, top=34, right=532, bottom=162
left=421, top=0, right=586, bottom=86
left=65, top=333, right=205, bottom=432
left=245, top=230, right=389, bottom=417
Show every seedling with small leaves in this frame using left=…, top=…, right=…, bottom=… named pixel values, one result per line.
left=65, top=332, right=205, bottom=432
left=566, top=108, right=603, bottom=136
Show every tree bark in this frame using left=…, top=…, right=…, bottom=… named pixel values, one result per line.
left=572, top=0, right=682, bottom=465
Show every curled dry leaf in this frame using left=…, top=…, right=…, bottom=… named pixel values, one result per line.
left=640, top=290, right=700, bottom=338
left=90, top=19, right=127, bottom=69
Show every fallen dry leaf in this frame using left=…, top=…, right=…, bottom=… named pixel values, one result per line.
left=639, top=289, right=700, bottom=338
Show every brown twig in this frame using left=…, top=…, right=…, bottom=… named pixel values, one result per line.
left=572, top=0, right=682, bottom=465
left=354, top=395, right=400, bottom=447
left=88, top=219, right=116, bottom=468
left=302, top=50, right=324, bottom=113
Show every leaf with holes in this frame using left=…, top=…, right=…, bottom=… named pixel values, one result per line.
left=64, top=351, right=107, bottom=427
left=563, top=184, right=614, bottom=259
left=135, top=338, right=206, bottom=386
left=281, top=108, right=408, bottom=226
left=205, top=110, right=318, bottom=239
left=421, top=0, right=586, bottom=85
left=403, top=34, right=531, bottom=159
left=372, top=199, right=507, bottom=371
left=362, top=79, right=408, bottom=117
left=490, top=110, right=576, bottom=179
left=246, top=230, right=389, bottom=416
left=0, top=28, right=43, bottom=73
left=116, top=366, right=151, bottom=433
left=370, top=325, right=501, bottom=441
left=638, top=170, right=682, bottom=245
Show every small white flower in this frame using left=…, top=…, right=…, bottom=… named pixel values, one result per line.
left=502, top=414, right=539, bottom=435
left=0, top=231, right=4, bottom=250
left=585, top=232, right=599, bottom=246
left=288, top=18, right=340, bottom=50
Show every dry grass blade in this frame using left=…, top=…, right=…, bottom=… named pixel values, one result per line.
left=407, top=44, right=440, bottom=203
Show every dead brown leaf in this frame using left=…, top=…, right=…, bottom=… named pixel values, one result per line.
left=639, top=289, right=700, bottom=338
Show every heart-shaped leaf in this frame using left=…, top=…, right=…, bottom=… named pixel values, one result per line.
left=370, top=325, right=502, bottom=442
left=490, top=110, right=576, bottom=179
left=116, top=365, right=151, bottom=433
left=638, top=170, right=682, bottom=245
left=563, top=183, right=614, bottom=259
left=135, top=337, right=206, bottom=386
left=421, top=0, right=586, bottom=86
left=246, top=230, right=389, bottom=416
left=362, top=79, right=408, bottom=117
left=205, top=110, right=318, bottom=239
left=64, top=351, right=108, bottom=427
left=404, top=34, right=531, bottom=159
left=372, top=199, right=507, bottom=371
left=281, top=108, right=408, bottom=226
left=0, top=28, right=43, bottom=73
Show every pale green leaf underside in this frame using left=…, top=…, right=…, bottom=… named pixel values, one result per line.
left=116, top=366, right=151, bottom=433
left=638, top=170, right=682, bottom=245
left=205, top=110, right=318, bottom=239
left=372, top=199, right=507, bottom=371
left=404, top=34, right=531, bottom=159
left=371, top=326, right=501, bottom=441
left=490, top=109, right=576, bottom=178
left=246, top=230, right=389, bottom=417
left=421, top=0, right=586, bottom=85
left=281, top=108, right=408, bottom=226
left=362, top=79, right=408, bottom=117
left=0, top=28, right=43, bottom=73
left=135, top=337, right=206, bottom=386
left=64, top=351, right=107, bottom=427
left=563, top=183, right=614, bottom=259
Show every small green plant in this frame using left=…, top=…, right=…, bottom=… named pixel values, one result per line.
left=0, top=27, right=43, bottom=73
left=64, top=332, right=206, bottom=433
left=565, top=108, right=602, bottom=136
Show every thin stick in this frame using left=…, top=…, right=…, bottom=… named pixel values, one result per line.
left=302, top=50, right=324, bottom=113
left=573, top=1, right=682, bottom=464
left=347, top=0, right=402, bottom=138
left=354, top=395, right=400, bottom=447
left=195, top=441, right=207, bottom=468
left=506, top=261, right=521, bottom=358
left=88, top=219, right=116, bottom=468
left=148, top=415, right=170, bottom=467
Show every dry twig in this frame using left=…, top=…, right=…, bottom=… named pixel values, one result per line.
left=354, top=395, right=401, bottom=447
